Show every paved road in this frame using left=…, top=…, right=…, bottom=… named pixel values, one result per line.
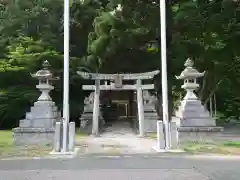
left=0, top=155, right=240, bottom=180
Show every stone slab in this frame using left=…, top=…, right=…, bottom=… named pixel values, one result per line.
left=50, top=147, right=80, bottom=156
left=12, top=128, right=55, bottom=145
left=181, top=118, right=216, bottom=127
left=178, top=126, right=223, bottom=132
left=144, top=119, right=158, bottom=132
left=152, top=146, right=185, bottom=153
left=20, top=119, right=55, bottom=128
left=178, top=126, right=224, bottom=142
left=19, top=119, right=31, bottom=128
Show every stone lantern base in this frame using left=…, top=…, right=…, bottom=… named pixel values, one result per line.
left=177, top=126, right=224, bottom=143
left=12, top=127, right=55, bottom=146
left=175, top=97, right=217, bottom=127
left=12, top=101, right=60, bottom=146
left=142, top=91, right=160, bottom=133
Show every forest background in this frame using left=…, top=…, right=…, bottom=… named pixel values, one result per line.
left=0, top=0, right=239, bottom=128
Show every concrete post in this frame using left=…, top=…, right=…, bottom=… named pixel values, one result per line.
left=170, top=121, right=179, bottom=149
left=54, top=122, right=61, bottom=152
left=157, top=121, right=165, bottom=150
left=68, top=122, right=75, bottom=151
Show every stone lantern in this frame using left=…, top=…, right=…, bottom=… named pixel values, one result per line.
left=13, top=60, right=60, bottom=145
left=31, top=60, right=57, bottom=101
left=176, top=58, right=205, bottom=101
left=175, top=58, right=215, bottom=127
left=174, top=58, right=223, bottom=143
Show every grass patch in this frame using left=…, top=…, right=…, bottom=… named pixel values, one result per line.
left=0, top=130, right=14, bottom=156
left=223, top=141, right=240, bottom=148
left=145, top=133, right=157, bottom=139
left=183, top=141, right=224, bottom=154
left=75, top=128, right=90, bottom=138
left=182, top=141, right=240, bottom=155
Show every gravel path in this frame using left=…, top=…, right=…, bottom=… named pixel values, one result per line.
left=75, top=121, right=240, bottom=155
left=76, top=121, right=157, bottom=154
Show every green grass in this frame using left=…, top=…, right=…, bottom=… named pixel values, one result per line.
left=145, top=133, right=157, bottom=139
left=223, top=141, right=240, bottom=148
left=0, top=129, right=89, bottom=158
left=0, top=130, right=14, bottom=155
left=182, top=141, right=240, bottom=155
left=75, top=128, right=90, bottom=138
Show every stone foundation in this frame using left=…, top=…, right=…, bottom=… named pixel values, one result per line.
left=12, top=128, right=55, bottom=146
left=144, top=119, right=158, bottom=133
left=178, top=126, right=224, bottom=143
left=143, top=90, right=159, bottom=133
left=12, top=94, right=60, bottom=145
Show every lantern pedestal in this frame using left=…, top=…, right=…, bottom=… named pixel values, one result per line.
left=175, top=91, right=216, bottom=127
left=13, top=94, right=60, bottom=146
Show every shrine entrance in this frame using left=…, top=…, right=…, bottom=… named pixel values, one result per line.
left=101, top=91, right=137, bottom=119
left=78, top=70, right=160, bottom=137
left=100, top=90, right=137, bottom=130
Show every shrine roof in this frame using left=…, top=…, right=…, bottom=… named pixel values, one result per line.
left=77, top=70, right=160, bottom=80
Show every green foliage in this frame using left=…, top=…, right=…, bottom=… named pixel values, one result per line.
left=6, top=37, right=63, bottom=70
left=0, top=86, right=38, bottom=128
left=0, top=0, right=240, bottom=128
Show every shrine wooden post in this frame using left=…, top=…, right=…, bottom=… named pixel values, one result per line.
left=92, top=79, right=100, bottom=135
left=136, top=79, right=144, bottom=137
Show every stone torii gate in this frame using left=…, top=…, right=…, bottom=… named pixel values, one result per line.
left=77, top=70, right=160, bottom=137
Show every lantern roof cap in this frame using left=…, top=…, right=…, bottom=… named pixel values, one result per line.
left=31, top=60, right=58, bottom=80
left=176, top=58, right=205, bottom=79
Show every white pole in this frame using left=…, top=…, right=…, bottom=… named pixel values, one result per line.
left=160, top=0, right=170, bottom=149
left=62, top=0, right=70, bottom=152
